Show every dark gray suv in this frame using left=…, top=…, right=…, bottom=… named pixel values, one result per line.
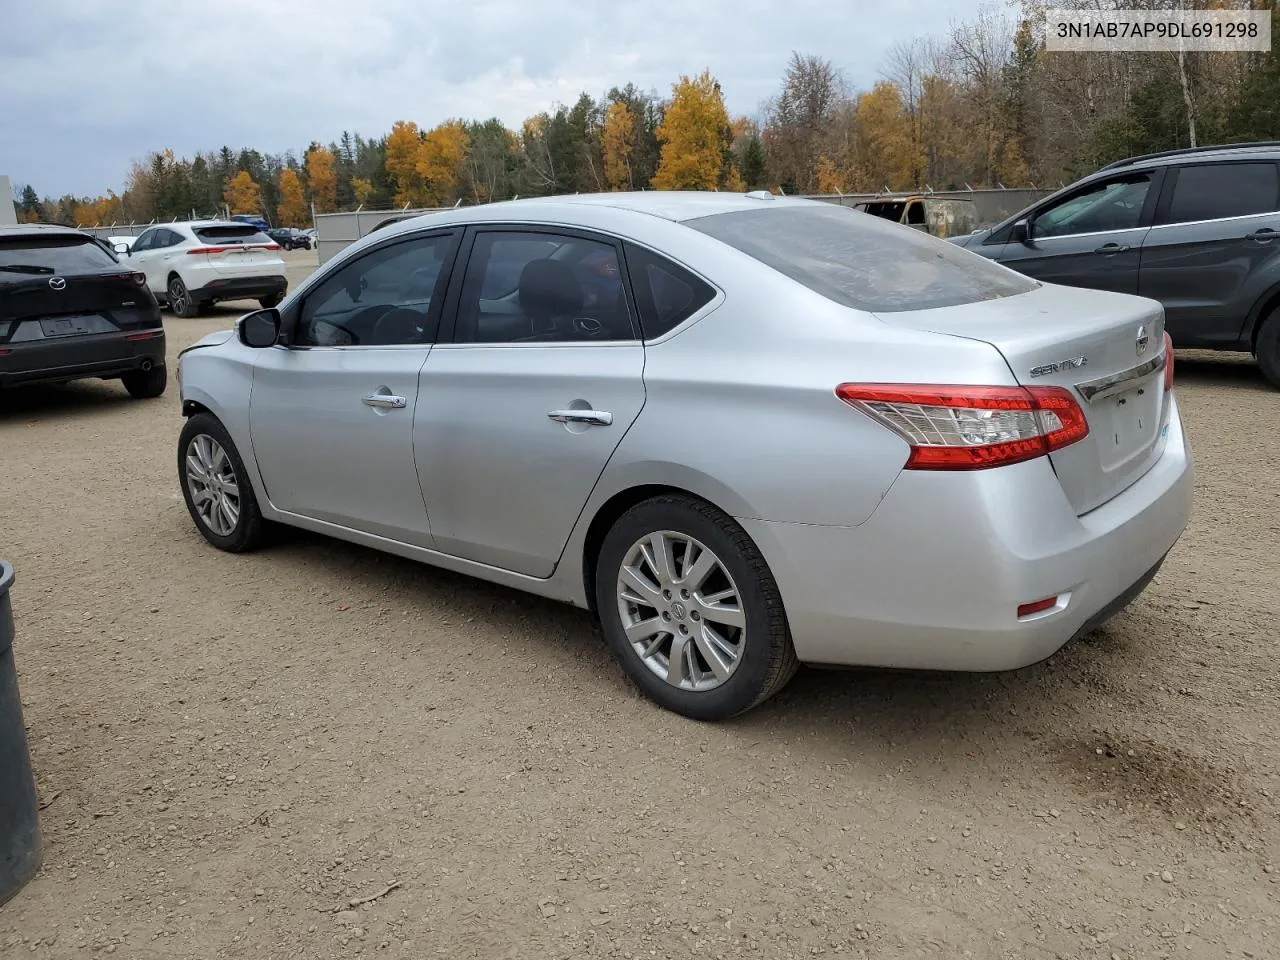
left=953, top=142, right=1280, bottom=387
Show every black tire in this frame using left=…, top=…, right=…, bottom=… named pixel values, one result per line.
left=594, top=495, right=799, bottom=721
left=121, top=365, right=167, bottom=399
left=1256, top=309, right=1280, bottom=388
left=178, top=413, right=268, bottom=553
left=259, top=293, right=284, bottom=309
left=167, top=274, right=198, bottom=318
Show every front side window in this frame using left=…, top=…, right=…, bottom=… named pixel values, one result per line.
left=132, top=230, right=157, bottom=252
left=688, top=203, right=1036, bottom=313
left=1033, top=175, right=1152, bottom=238
left=1166, top=162, right=1280, bottom=224
left=454, top=230, right=635, bottom=343
left=294, top=232, right=455, bottom=347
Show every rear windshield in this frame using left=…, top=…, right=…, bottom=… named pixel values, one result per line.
left=686, top=203, right=1037, bottom=312
left=0, top=235, right=118, bottom=274
left=194, top=225, right=272, bottom=245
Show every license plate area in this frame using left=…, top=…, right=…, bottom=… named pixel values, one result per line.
left=40, top=315, right=97, bottom=338
left=1099, top=381, right=1162, bottom=468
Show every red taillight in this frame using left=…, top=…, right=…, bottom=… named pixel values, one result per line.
left=262, top=243, right=281, bottom=251
left=1163, top=332, right=1174, bottom=391
left=187, top=246, right=228, bottom=255
left=835, top=383, right=1090, bottom=471
left=0, top=348, right=10, bottom=357
left=1017, top=596, right=1059, bottom=618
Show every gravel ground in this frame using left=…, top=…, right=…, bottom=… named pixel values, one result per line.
left=2, top=249, right=1278, bottom=959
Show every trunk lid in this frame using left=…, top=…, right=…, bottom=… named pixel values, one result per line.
left=191, top=225, right=284, bottom=277
left=877, top=283, right=1171, bottom=514
left=0, top=271, right=160, bottom=341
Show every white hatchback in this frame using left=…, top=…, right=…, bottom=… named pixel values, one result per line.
left=125, top=220, right=287, bottom=317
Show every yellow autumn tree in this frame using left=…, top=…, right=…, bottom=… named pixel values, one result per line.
left=306, top=146, right=338, bottom=214
left=72, top=202, right=97, bottom=226
left=351, top=177, right=375, bottom=206
left=853, top=82, right=920, bottom=192
left=815, top=156, right=847, bottom=194
left=417, top=121, right=469, bottom=206
left=385, top=120, right=428, bottom=207
left=652, top=71, right=736, bottom=191
left=276, top=168, right=308, bottom=226
left=601, top=102, right=636, bottom=190
left=223, top=171, right=261, bottom=214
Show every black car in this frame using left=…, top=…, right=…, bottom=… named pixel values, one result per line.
left=952, top=141, right=1280, bottom=387
left=0, top=225, right=167, bottom=397
left=268, top=228, right=311, bottom=251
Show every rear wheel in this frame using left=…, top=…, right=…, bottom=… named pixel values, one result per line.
left=121, top=365, right=166, bottom=399
left=259, top=293, right=283, bottom=309
left=167, top=275, right=198, bottom=318
left=1256, top=309, right=1280, bottom=388
left=594, top=495, right=798, bottom=721
left=178, top=413, right=267, bottom=552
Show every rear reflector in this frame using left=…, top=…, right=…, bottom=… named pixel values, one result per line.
left=1017, top=596, right=1059, bottom=618
left=835, top=383, right=1090, bottom=470
left=126, top=331, right=162, bottom=341
left=1163, top=332, right=1174, bottom=391
left=0, top=348, right=10, bottom=357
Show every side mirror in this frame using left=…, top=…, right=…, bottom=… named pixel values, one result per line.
left=1012, top=218, right=1031, bottom=244
left=238, top=308, right=281, bottom=348
left=113, top=242, right=130, bottom=256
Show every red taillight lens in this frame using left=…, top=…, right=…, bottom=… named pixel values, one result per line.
left=835, top=383, right=1090, bottom=471
left=187, top=246, right=228, bottom=255
left=262, top=243, right=281, bottom=251
left=1163, top=332, right=1174, bottom=391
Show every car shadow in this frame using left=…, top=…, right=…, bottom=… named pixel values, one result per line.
left=0, top=379, right=137, bottom=421
left=1172, top=349, right=1271, bottom=391
left=264, top=525, right=1132, bottom=754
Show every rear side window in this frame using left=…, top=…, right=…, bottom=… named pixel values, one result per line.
left=623, top=243, right=716, bottom=338
left=687, top=204, right=1037, bottom=313
left=0, top=235, right=118, bottom=273
left=193, top=225, right=272, bottom=245
left=1166, top=162, right=1280, bottom=224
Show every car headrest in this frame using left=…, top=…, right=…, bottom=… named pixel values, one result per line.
left=518, top=259, right=583, bottom=318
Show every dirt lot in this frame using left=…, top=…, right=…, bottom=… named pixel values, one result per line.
left=2, top=248, right=1278, bottom=959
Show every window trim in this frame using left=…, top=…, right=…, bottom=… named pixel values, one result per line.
left=282, top=227, right=462, bottom=350
left=436, top=223, right=642, bottom=347
left=1152, top=159, right=1280, bottom=228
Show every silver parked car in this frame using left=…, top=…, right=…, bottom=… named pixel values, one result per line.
left=175, top=192, right=1193, bottom=720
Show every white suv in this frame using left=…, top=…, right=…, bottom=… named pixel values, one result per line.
left=125, top=221, right=287, bottom=317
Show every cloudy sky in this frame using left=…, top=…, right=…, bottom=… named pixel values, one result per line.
left=1, top=0, right=990, bottom=198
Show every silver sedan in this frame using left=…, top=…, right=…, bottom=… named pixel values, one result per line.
left=175, top=192, right=1193, bottom=720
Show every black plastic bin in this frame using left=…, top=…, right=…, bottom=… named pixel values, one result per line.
left=0, top=561, right=42, bottom=905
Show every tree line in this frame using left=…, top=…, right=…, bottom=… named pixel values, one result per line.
left=14, top=0, right=1279, bottom=228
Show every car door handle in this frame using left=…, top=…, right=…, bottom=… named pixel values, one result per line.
left=362, top=393, right=407, bottom=409
left=1247, top=228, right=1277, bottom=243
left=1094, top=243, right=1130, bottom=255
left=548, top=409, right=613, bottom=426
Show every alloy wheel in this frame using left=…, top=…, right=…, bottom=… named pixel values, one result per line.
left=169, top=278, right=189, bottom=315
left=616, top=531, right=746, bottom=691
left=185, top=434, right=240, bottom=537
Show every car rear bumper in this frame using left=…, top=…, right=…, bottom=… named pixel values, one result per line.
left=0, top=330, right=166, bottom=388
left=188, top=275, right=287, bottom=303
left=740, top=396, right=1194, bottom=671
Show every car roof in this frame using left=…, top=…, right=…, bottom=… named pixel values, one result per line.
left=1099, top=141, right=1280, bottom=172
left=0, top=223, right=92, bottom=239
left=488, top=190, right=825, bottom=222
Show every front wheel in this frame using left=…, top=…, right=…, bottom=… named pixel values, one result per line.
left=594, top=495, right=798, bottom=721
left=259, top=293, right=283, bottom=309
left=1256, top=309, right=1280, bottom=388
left=178, top=413, right=267, bottom=552
left=167, top=275, right=198, bottom=318
left=121, top=365, right=167, bottom=399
